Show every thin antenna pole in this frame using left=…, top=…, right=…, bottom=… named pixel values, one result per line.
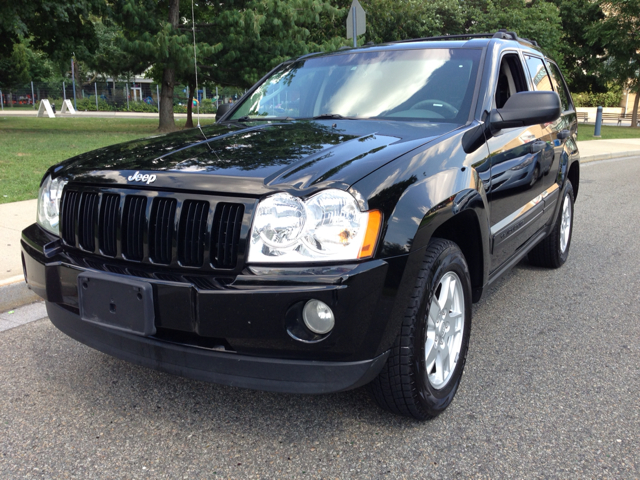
left=191, top=0, right=200, bottom=127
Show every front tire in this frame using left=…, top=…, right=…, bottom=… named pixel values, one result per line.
left=529, top=180, right=574, bottom=268
left=369, top=238, right=472, bottom=420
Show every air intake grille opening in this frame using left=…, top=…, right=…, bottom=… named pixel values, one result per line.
left=121, top=195, right=147, bottom=261
left=61, top=191, right=79, bottom=245
left=78, top=192, right=99, bottom=251
left=212, top=203, right=244, bottom=269
left=178, top=200, right=209, bottom=267
left=99, top=194, right=120, bottom=257
left=149, top=198, right=176, bottom=264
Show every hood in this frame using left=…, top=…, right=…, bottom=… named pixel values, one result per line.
left=55, top=120, right=459, bottom=196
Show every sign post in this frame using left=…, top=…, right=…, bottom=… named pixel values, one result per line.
left=71, top=58, right=77, bottom=110
left=346, top=0, right=366, bottom=48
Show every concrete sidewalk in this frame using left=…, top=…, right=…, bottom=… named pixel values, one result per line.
left=0, top=109, right=216, bottom=120
left=1, top=138, right=639, bottom=312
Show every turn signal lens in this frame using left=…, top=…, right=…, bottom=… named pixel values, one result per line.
left=358, top=210, right=382, bottom=259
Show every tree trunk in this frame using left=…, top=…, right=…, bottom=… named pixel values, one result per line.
left=631, top=89, right=640, bottom=128
left=185, top=79, right=196, bottom=128
left=158, top=0, right=180, bottom=133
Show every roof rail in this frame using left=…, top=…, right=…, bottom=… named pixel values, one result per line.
left=393, top=30, right=540, bottom=48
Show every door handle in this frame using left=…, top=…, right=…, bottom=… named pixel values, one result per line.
left=557, top=130, right=571, bottom=140
left=529, top=140, right=546, bottom=154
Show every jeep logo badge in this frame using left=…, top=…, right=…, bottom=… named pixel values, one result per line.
left=127, top=171, right=157, bottom=185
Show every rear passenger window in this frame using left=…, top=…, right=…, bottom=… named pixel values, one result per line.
left=547, top=62, right=572, bottom=111
left=524, top=56, right=553, bottom=92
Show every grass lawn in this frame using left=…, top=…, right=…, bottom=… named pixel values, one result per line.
left=576, top=124, right=640, bottom=141
left=0, top=116, right=199, bottom=204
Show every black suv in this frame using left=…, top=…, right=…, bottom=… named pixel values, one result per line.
left=22, top=31, right=579, bottom=420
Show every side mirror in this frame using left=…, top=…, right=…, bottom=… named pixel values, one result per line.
left=489, top=91, right=561, bottom=134
left=215, top=103, right=233, bottom=122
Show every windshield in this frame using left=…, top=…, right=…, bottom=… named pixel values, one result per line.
left=230, top=48, right=482, bottom=123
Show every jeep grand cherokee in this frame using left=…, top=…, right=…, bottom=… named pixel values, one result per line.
left=22, top=31, right=580, bottom=420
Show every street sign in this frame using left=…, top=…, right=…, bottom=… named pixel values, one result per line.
left=346, top=0, right=366, bottom=47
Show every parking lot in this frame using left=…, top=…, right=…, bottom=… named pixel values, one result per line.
left=1, top=156, right=639, bottom=479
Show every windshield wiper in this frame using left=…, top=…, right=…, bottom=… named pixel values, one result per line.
left=312, top=113, right=353, bottom=120
left=234, top=116, right=294, bottom=122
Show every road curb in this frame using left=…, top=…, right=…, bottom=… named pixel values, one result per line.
left=581, top=151, right=640, bottom=163
left=0, top=277, right=40, bottom=313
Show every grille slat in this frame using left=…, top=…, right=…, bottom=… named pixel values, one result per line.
left=122, top=196, right=147, bottom=261
left=61, top=188, right=244, bottom=271
left=78, top=192, right=98, bottom=251
left=99, top=194, right=120, bottom=256
left=61, top=191, right=80, bottom=246
left=179, top=200, right=209, bottom=267
left=212, top=203, right=244, bottom=269
left=149, top=198, right=176, bottom=264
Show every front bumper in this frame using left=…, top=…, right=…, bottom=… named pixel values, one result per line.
left=46, top=301, right=389, bottom=393
left=22, top=223, right=404, bottom=393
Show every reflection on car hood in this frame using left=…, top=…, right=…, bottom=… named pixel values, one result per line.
left=55, top=120, right=459, bottom=196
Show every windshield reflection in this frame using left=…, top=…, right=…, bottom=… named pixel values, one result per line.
left=231, top=48, right=481, bottom=123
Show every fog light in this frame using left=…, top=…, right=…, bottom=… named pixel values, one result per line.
left=302, top=299, right=335, bottom=335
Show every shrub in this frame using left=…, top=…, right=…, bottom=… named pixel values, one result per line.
left=127, top=101, right=158, bottom=113
left=75, top=97, right=115, bottom=111
left=573, top=91, right=622, bottom=108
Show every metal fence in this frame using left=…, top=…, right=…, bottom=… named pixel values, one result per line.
left=0, top=81, right=237, bottom=113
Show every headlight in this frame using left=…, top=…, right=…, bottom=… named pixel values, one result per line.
left=37, top=174, right=68, bottom=236
left=248, top=190, right=381, bottom=263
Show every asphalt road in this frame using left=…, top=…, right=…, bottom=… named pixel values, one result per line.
left=1, top=157, right=639, bottom=479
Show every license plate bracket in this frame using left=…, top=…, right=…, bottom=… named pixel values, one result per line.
left=78, top=271, right=156, bottom=336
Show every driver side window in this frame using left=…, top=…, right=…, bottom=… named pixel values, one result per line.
left=495, top=54, right=529, bottom=109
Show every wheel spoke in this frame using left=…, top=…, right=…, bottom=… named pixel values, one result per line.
left=433, top=351, right=445, bottom=385
left=429, top=298, right=440, bottom=326
left=443, top=277, right=456, bottom=312
left=425, top=339, right=438, bottom=369
left=437, top=275, right=451, bottom=311
left=440, top=342, right=451, bottom=380
left=450, top=311, right=463, bottom=332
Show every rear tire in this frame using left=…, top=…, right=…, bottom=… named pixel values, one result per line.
left=369, top=238, right=472, bottom=420
left=529, top=181, right=574, bottom=268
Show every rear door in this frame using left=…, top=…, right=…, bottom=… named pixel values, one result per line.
left=543, top=59, right=579, bottom=218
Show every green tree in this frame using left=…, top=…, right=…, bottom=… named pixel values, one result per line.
left=466, top=0, right=564, bottom=64
left=310, top=0, right=464, bottom=45
left=551, top=0, right=606, bottom=92
left=0, top=0, right=103, bottom=61
left=0, top=38, right=53, bottom=90
left=111, top=0, right=344, bottom=132
left=589, top=0, right=640, bottom=126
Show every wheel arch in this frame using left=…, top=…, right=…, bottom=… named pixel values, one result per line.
left=431, top=208, right=485, bottom=302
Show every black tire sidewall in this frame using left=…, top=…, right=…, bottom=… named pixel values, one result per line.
left=413, top=246, right=472, bottom=415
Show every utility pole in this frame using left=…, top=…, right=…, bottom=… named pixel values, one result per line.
left=95, top=83, right=99, bottom=111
